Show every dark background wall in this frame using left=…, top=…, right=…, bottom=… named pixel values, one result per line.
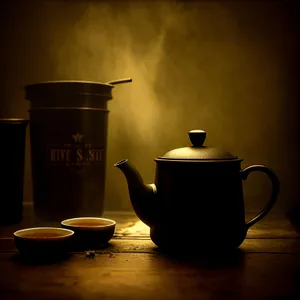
left=0, top=0, right=298, bottom=215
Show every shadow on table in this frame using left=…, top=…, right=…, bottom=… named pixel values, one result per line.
left=9, top=241, right=114, bottom=265
left=9, top=252, right=72, bottom=265
left=152, top=246, right=246, bottom=269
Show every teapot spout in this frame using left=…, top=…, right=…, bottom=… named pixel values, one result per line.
left=114, top=159, right=157, bottom=227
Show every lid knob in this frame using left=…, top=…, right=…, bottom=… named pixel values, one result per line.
left=188, top=130, right=206, bottom=147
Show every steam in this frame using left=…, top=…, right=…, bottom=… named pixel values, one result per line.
left=111, top=13, right=167, bottom=145
left=44, top=1, right=189, bottom=150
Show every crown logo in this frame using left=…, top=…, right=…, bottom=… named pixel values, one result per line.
left=72, top=133, right=84, bottom=144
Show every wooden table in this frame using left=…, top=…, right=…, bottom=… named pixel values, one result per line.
left=0, top=203, right=299, bottom=300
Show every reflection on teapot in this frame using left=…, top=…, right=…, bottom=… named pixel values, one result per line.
left=115, top=130, right=280, bottom=252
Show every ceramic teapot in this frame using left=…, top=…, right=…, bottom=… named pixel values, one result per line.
left=114, top=130, right=280, bottom=252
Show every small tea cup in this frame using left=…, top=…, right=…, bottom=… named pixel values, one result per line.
left=61, top=217, right=116, bottom=250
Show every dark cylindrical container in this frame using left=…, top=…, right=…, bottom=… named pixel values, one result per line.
left=25, top=81, right=114, bottom=221
left=0, top=118, right=28, bottom=225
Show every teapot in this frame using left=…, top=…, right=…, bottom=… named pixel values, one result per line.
left=114, top=130, right=280, bottom=252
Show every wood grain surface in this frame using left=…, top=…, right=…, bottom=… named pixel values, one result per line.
left=0, top=204, right=299, bottom=300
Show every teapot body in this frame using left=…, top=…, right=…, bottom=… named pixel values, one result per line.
left=150, top=160, right=247, bottom=251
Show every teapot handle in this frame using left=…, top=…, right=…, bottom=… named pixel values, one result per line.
left=241, top=165, right=280, bottom=229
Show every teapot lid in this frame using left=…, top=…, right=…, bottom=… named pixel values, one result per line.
left=157, top=130, right=238, bottom=161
